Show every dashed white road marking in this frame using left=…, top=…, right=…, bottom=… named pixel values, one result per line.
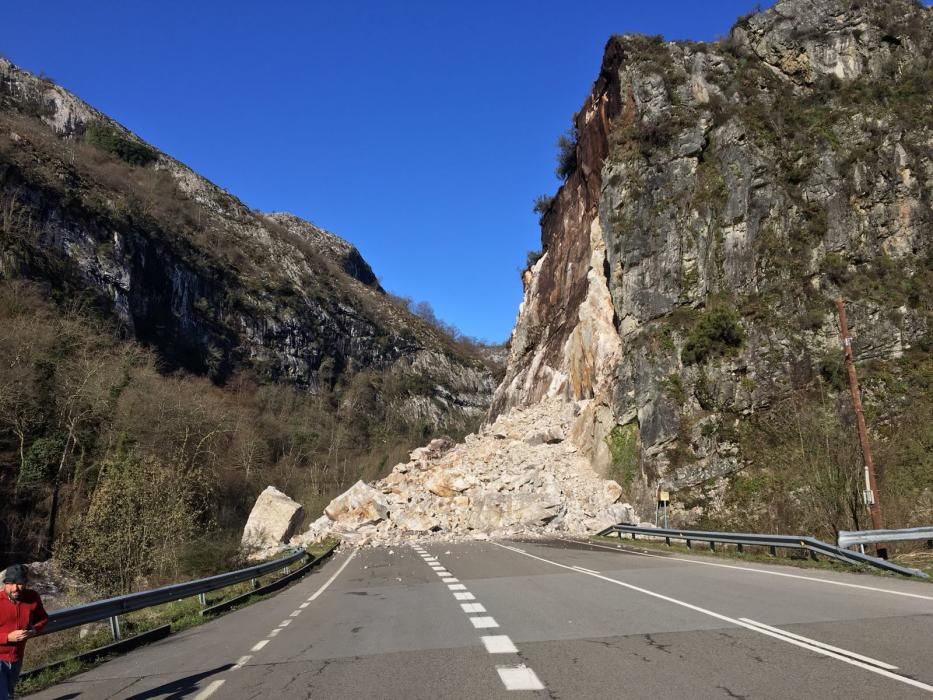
left=497, top=665, right=544, bottom=690
left=448, top=583, right=467, bottom=591
left=192, top=679, right=225, bottom=699
left=482, top=635, right=518, bottom=654
left=442, top=577, right=459, bottom=583
left=496, top=542, right=933, bottom=694
left=299, top=602, right=310, bottom=608
left=231, top=655, right=252, bottom=670
left=435, top=570, right=451, bottom=576
left=268, top=629, right=281, bottom=637
left=461, top=603, right=486, bottom=613
left=279, top=620, right=292, bottom=627
left=568, top=538, right=933, bottom=601
left=250, top=640, right=269, bottom=652
left=454, top=592, right=476, bottom=601
left=469, top=616, right=499, bottom=629
left=289, top=610, right=302, bottom=617
left=739, top=618, right=899, bottom=670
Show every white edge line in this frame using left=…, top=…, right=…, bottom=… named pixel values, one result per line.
left=572, top=565, right=600, bottom=575
left=567, top=538, right=933, bottom=601
left=493, top=542, right=933, bottom=694
left=738, top=618, right=899, bottom=670
left=192, top=679, right=225, bottom=700
left=307, top=549, right=358, bottom=602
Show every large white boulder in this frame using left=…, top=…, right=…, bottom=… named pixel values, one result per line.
left=324, top=480, right=389, bottom=527
left=241, top=486, right=304, bottom=550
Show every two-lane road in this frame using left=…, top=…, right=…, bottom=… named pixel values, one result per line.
left=28, top=539, right=933, bottom=699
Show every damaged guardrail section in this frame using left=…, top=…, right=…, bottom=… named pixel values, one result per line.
left=596, top=524, right=928, bottom=579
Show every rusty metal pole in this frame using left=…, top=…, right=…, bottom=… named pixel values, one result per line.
left=835, top=297, right=887, bottom=559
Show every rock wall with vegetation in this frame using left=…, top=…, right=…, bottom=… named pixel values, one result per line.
left=496, top=0, right=932, bottom=539
left=0, top=58, right=497, bottom=586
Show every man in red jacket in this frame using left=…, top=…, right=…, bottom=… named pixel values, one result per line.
left=0, top=564, right=48, bottom=700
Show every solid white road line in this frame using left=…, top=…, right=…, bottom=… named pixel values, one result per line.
left=738, top=618, right=899, bottom=670
left=461, top=603, right=487, bottom=613
left=470, top=616, right=500, bottom=629
left=306, top=549, right=358, bottom=603
left=494, top=542, right=933, bottom=694
left=448, top=583, right=467, bottom=591
left=231, top=655, right=252, bottom=670
left=572, top=565, right=600, bottom=574
left=568, top=538, right=933, bottom=602
left=482, top=635, right=519, bottom=654
left=497, top=665, right=544, bottom=690
left=192, top=679, right=225, bottom=700
left=454, top=592, right=476, bottom=601
left=250, top=640, right=269, bottom=652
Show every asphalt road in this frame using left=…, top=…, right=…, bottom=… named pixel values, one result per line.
left=27, top=538, right=933, bottom=699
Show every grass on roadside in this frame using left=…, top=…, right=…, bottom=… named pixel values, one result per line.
left=18, top=540, right=339, bottom=696
left=589, top=534, right=933, bottom=582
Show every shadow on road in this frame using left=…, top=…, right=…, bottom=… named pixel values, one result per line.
left=124, top=664, right=233, bottom=699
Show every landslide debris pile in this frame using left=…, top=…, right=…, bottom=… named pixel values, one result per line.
left=295, top=398, right=640, bottom=546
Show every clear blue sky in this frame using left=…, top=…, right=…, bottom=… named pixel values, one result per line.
left=1, top=0, right=771, bottom=343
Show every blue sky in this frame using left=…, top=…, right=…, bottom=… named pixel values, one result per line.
left=1, top=1, right=772, bottom=342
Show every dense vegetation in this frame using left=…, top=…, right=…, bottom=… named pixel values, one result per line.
left=0, top=279, right=475, bottom=592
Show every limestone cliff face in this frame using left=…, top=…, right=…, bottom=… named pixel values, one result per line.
left=0, top=59, right=495, bottom=431
left=494, top=0, right=932, bottom=520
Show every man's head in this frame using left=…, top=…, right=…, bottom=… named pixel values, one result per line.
left=2, top=564, right=28, bottom=600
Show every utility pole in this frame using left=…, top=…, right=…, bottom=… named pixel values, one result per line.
left=835, top=297, right=887, bottom=559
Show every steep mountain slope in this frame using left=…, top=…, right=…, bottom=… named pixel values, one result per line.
left=0, top=58, right=496, bottom=572
left=0, top=57, right=494, bottom=426
left=494, top=0, right=932, bottom=538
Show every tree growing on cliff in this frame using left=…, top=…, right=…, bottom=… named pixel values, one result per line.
left=555, top=125, right=578, bottom=181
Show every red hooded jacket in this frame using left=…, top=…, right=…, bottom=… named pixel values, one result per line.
left=0, top=589, right=48, bottom=663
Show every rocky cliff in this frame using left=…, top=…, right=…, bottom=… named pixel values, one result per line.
left=0, top=58, right=495, bottom=432
left=493, top=0, right=932, bottom=534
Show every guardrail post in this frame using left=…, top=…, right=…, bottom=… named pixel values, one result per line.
left=250, top=577, right=258, bottom=590
left=284, top=565, right=291, bottom=575
left=686, top=539, right=692, bottom=549
left=709, top=542, right=716, bottom=552
left=928, top=539, right=932, bottom=550
left=665, top=536, right=671, bottom=546
left=809, top=550, right=818, bottom=561
left=109, top=615, right=121, bottom=642
left=769, top=546, right=777, bottom=557
left=737, top=544, right=744, bottom=554
left=198, top=593, right=206, bottom=607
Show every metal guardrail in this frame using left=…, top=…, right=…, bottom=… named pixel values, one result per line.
left=43, top=547, right=309, bottom=637
left=597, top=524, right=928, bottom=579
left=838, top=526, right=933, bottom=549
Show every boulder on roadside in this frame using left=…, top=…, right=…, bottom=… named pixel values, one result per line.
left=241, top=486, right=305, bottom=550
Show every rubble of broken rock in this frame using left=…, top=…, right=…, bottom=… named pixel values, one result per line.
left=292, top=399, right=643, bottom=548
